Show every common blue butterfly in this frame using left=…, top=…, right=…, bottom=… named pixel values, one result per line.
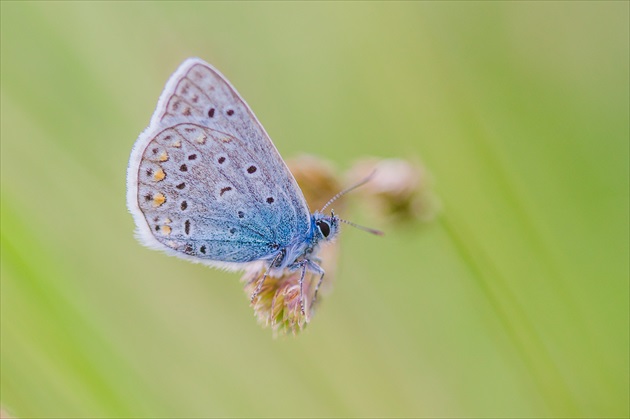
left=127, top=58, right=373, bottom=314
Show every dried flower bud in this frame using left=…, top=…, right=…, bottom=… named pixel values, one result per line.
left=244, top=267, right=308, bottom=335
left=347, top=158, right=440, bottom=223
left=287, top=155, right=345, bottom=212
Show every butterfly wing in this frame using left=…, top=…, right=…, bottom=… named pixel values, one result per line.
left=127, top=58, right=311, bottom=270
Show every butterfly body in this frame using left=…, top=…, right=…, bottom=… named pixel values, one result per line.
left=127, top=58, right=338, bottom=279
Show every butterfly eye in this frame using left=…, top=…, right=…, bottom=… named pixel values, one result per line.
left=317, top=220, right=331, bottom=238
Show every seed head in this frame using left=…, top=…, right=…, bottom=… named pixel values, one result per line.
left=347, top=158, right=440, bottom=223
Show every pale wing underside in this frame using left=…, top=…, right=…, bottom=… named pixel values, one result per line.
left=127, top=58, right=311, bottom=269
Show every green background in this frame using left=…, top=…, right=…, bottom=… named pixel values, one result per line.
left=1, top=1, right=628, bottom=418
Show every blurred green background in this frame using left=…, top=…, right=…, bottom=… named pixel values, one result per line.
left=1, top=2, right=628, bottom=418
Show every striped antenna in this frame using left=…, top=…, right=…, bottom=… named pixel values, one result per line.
left=320, top=170, right=376, bottom=212
left=338, top=217, right=384, bottom=236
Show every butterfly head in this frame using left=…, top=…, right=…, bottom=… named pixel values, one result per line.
left=313, top=210, right=340, bottom=242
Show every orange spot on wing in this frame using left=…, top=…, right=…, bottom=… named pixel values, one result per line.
left=159, top=151, right=169, bottom=162
left=153, top=193, right=166, bottom=207
left=154, top=168, right=166, bottom=181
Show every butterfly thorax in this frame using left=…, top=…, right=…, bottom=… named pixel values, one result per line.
left=267, top=211, right=338, bottom=272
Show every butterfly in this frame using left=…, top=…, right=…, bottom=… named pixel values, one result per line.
left=126, top=58, right=375, bottom=314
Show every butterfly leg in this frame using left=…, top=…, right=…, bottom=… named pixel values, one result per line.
left=298, top=262, right=307, bottom=315
left=288, top=260, right=325, bottom=317
left=250, top=251, right=284, bottom=303
left=306, top=260, right=325, bottom=314
left=286, top=259, right=310, bottom=315
left=250, top=268, right=269, bottom=304
left=311, top=271, right=325, bottom=311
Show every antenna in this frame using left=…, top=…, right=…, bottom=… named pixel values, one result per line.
left=320, top=170, right=376, bottom=212
left=338, top=217, right=384, bottom=236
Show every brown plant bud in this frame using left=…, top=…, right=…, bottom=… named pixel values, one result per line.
left=346, top=157, right=440, bottom=224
